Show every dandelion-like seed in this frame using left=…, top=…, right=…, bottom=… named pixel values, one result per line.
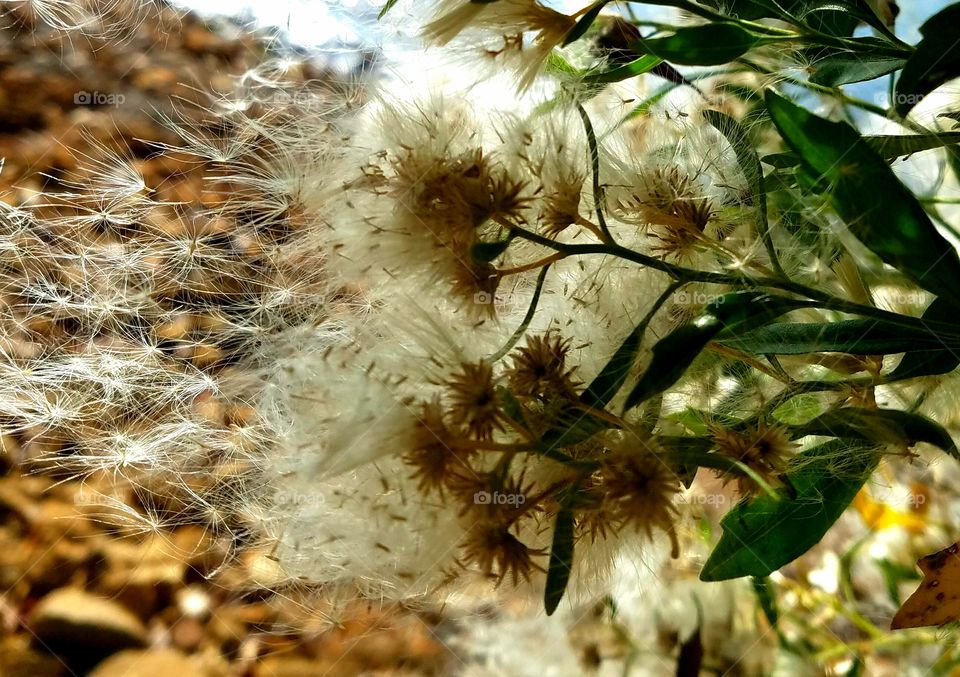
left=711, top=423, right=795, bottom=495
left=460, top=521, right=546, bottom=587
left=444, top=360, right=506, bottom=441
left=589, top=440, right=680, bottom=554
left=403, top=396, right=471, bottom=494
left=507, top=331, right=578, bottom=399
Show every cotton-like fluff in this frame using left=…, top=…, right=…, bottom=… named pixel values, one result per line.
left=249, top=43, right=754, bottom=610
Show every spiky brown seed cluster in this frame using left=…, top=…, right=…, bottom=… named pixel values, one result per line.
left=617, top=165, right=717, bottom=260
left=398, top=336, right=580, bottom=586
left=580, top=443, right=681, bottom=553
left=710, top=423, right=795, bottom=495
left=506, top=331, right=579, bottom=399
left=399, top=331, right=685, bottom=587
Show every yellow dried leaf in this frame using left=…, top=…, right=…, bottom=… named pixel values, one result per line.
left=892, top=542, right=960, bottom=629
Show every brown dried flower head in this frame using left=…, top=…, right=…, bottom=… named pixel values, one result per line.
left=710, top=423, right=795, bottom=495
left=445, top=360, right=507, bottom=441
left=506, top=331, right=579, bottom=399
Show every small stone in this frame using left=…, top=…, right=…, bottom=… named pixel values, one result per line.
left=254, top=655, right=364, bottom=677
left=90, top=648, right=227, bottom=677
left=29, top=588, right=147, bottom=656
left=171, top=617, right=207, bottom=652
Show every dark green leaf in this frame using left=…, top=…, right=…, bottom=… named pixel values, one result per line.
left=795, top=0, right=898, bottom=40
left=471, top=237, right=513, bottom=263
left=539, top=408, right=609, bottom=449
left=762, top=132, right=960, bottom=169
left=632, top=24, right=764, bottom=66
left=623, top=292, right=813, bottom=411
left=657, top=435, right=714, bottom=487
left=894, top=4, right=960, bottom=117
left=700, top=440, right=878, bottom=580
left=623, top=320, right=720, bottom=412
left=888, top=297, right=960, bottom=379
left=793, top=407, right=959, bottom=460
left=562, top=0, right=611, bottom=46
left=867, top=131, right=960, bottom=159
left=810, top=53, right=906, bottom=87
left=762, top=152, right=801, bottom=168
left=765, top=90, right=960, bottom=307
left=497, top=387, right=529, bottom=428
left=716, top=319, right=950, bottom=355
left=582, top=313, right=652, bottom=409
left=544, top=507, right=576, bottom=615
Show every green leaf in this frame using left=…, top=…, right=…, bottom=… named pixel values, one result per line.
left=377, top=0, right=400, bottom=19
left=667, top=408, right=741, bottom=435
left=794, top=407, right=959, bottom=460
left=700, top=440, right=878, bottom=580
left=765, top=90, right=960, bottom=307
left=562, top=0, right=611, bottom=46
left=581, top=312, right=653, bottom=408
left=762, top=152, right=802, bottom=168
left=810, top=53, right=906, bottom=87
left=716, top=319, right=950, bottom=355
left=539, top=407, right=609, bottom=449
left=632, top=24, right=765, bottom=66
left=623, top=292, right=813, bottom=411
left=762, top=132, right=960, bottom=169
left=894, top=4, right=960, bottom=117
left=544, top=507, right=576, bottom=615
left=498, top=386, right=529, bottom=428
left=794, top=0, right=898, bottom=40
left=888, top=297, right=960, bottom=380
left=704, top=109, right=780, bottom=275
left=580, top=54, right=662, bottom=84
left=867, top=131, right=960, bottom=159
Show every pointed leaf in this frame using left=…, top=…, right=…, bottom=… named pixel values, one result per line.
left=632, top=24, right=765, bottom=66
left=704, top=109, right=779, bottom=274
left=765, top=90, right=960, bottom=307
left=809, top=53, right=905, bottom=87
left=794, top=407, right=959, bottom=461
left=701, top=440, right=878, bottom=580
left=888, top=297, right=960, bottom=380
left=717, top=319, right=951, bottom=355
left=623, top=292, right=813, bottom=411
left=894, top=4, right=960, bottom=117
left=580, top=54, right=662, bottom=84
left=544, top=507, right=576, bottom=615
left=562, top=0, right=611, bottom=46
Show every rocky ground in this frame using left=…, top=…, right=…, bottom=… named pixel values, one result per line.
left=0, top=3, right=452, bottom=675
